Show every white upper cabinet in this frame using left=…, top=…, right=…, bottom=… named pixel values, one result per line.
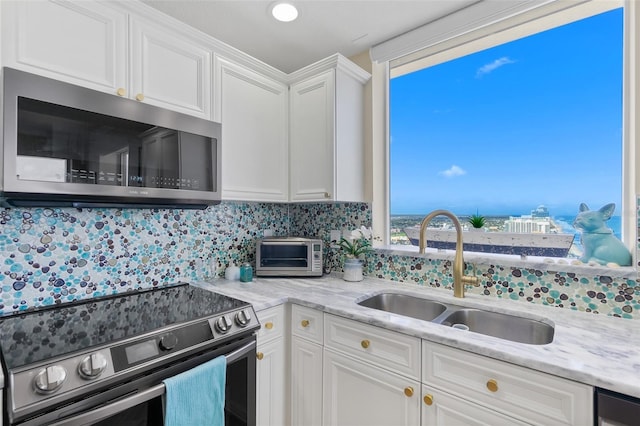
left=289, top=55, right=371, bottom=202
left=2, top=1, right=211, bottom=119
left=214, top=56, right=289, bottom=201
left=289, top=70, right=335, bottom=201
left=1, top=0, right=127, bottom=94
left=129, top=17, right=211, bottom=119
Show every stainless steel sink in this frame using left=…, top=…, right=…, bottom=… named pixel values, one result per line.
left=440, top=309, right=554, bottom=345
left=357, top=293, right=448, bottom=322
left=357, top=293, right=554, bottom=345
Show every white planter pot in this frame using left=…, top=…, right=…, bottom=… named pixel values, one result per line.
left=343, top=258, right=364, bottom=282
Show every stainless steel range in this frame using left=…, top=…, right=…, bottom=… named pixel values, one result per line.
left=0, top=283, right=259, bottom=426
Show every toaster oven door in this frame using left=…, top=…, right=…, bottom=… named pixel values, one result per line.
left=258, top=242, right=310, bottom=270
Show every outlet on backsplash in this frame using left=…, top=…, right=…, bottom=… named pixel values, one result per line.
left=330, top=230, right=341, bottom=248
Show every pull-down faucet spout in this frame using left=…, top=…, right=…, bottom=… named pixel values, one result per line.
left=418, top=209, right=478, bottom=298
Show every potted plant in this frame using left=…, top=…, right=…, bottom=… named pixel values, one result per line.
left=468, top=212, right=486, bottom=231
left=338, top=227, right=373, bottom=282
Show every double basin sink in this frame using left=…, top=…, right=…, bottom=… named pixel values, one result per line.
left=358, top=293, right=554, bottom=345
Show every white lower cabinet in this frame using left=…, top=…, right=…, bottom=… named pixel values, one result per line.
left=291, top=336, right=323, bottom=426
left=256, top=306, right=288, bottom=426
left=256, top=338, right=286, bottom=426
left=323, top=314, right=421, bottom=426
left=421, top=384, right=529, bottom=426
left=290, top=304, right=324, bottom=426
left=422, top=341, right=593, bottom=426
left=256, top=305, right=594, bottom=426
left=323, top=348, right=421, bottom=426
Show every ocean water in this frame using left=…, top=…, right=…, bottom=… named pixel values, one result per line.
left=554, top=215, right=622, bottom=253
left=554, top=215, right=622, bottom=238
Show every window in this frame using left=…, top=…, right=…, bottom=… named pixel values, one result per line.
left=387, top=4, right=627, bottom=261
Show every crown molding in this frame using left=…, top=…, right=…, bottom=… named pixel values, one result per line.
left=287, top=53, right=371, bottom=85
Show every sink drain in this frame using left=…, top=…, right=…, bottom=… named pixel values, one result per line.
left=452, top=323, right=469, bottom=331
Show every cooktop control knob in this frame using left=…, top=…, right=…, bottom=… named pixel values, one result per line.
left=78, top=353, right=107, bottom=380
left=215, top=316, right=232, bottom=334
left=159, top=333, right=179, bottom=351
left=34, top=365, right=67, bottom=394
left=235, top=310, right=251, bottom=327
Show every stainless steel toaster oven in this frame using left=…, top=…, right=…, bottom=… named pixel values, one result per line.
left=256, top=237, right=323, bottom=277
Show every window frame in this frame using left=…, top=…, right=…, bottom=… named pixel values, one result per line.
left=370, top=0, right=637, bottom=268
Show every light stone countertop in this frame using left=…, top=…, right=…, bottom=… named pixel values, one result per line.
left=194, top=275, right=640, bottom=399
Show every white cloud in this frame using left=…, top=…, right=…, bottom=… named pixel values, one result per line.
left=439, top=165, right=466, bottom=178
left=476, top=57, right=516, bottom=78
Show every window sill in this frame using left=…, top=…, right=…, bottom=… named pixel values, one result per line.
left=375, top=244, right=637, bottom=279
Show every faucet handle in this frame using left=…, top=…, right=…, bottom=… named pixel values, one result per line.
left=462, top=275, right=479, bottom=286
left=464, top=263, right=480, bottom=287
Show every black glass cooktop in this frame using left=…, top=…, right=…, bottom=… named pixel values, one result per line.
left=0, top=283, right=249, bottom=369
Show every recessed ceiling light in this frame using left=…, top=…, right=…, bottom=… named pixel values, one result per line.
left=270, top=2, right=298, bottom=22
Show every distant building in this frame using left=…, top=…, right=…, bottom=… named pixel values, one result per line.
left=505, top=205, right=552, bottom=233
left=531, top=205, right=550, bottom=218
left=504, top=216, right=551, bottom=233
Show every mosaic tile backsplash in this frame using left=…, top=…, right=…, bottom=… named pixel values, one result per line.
left=0, top=202, right=290, bottom=314
left=1, top=201, right=639, bottom=319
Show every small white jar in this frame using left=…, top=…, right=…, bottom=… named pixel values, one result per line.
left=225, top=263, right=241, bottom=280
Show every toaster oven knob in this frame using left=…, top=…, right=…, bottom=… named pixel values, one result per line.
left=34, top=365, right=67, bottom=394
left=215, top=316, right=232, bottom=334
left=78, top=353, right=107, bottom=380
left=235, top=310, right=251, bottom=327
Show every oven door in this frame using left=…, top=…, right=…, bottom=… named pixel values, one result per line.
left=19, top=336, right=256, bottom=426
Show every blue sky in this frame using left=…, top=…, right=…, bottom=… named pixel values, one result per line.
left=390, top=8, right=623, bottom=217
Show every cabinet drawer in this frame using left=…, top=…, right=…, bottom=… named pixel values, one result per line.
left=291, top=305, right=323, bottom=344
left=324, top=314, right=420, bottom=380
left=256, top=305, right=286, bottom=343
left=423, top=342, right=593, bottom=426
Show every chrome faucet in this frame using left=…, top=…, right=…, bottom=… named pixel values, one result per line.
left=418, top=209, right=478, bottom=298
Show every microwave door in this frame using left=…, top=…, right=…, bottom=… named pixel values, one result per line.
left=98, top=148, right=129, bottom=186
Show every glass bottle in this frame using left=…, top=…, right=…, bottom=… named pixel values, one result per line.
left=240, top=263, right=253, bottom=282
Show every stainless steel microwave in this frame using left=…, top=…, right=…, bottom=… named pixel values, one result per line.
left=256, top=237, right=323, bottom=277
left=1, top=67, right=221, bottom=208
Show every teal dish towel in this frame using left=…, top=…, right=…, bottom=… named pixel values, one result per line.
left=163, top=355, right=227, bottom=426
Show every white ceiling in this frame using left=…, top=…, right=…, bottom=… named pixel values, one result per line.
left=141, top=0, right=476, bottom=73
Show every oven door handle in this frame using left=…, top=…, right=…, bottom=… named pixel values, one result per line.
left=49, top=340, right=256, bottom=426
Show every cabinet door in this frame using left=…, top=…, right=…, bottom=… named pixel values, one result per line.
left=129, top=17, right=211, bottom=118
left=291, top=336, right=323, bottom=426
left=289, top=70, right=335, bottom=201
left=256, top=338, right=286, bottom=426
left=2, top=0, right=127, bottom=94
left=421, top=385, right=529, bottom=426
left=214, top=56, right=288, bottom=201
left=423, top=342, right=593, bottom=426
left=323, top=348, right=420, bottom=426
